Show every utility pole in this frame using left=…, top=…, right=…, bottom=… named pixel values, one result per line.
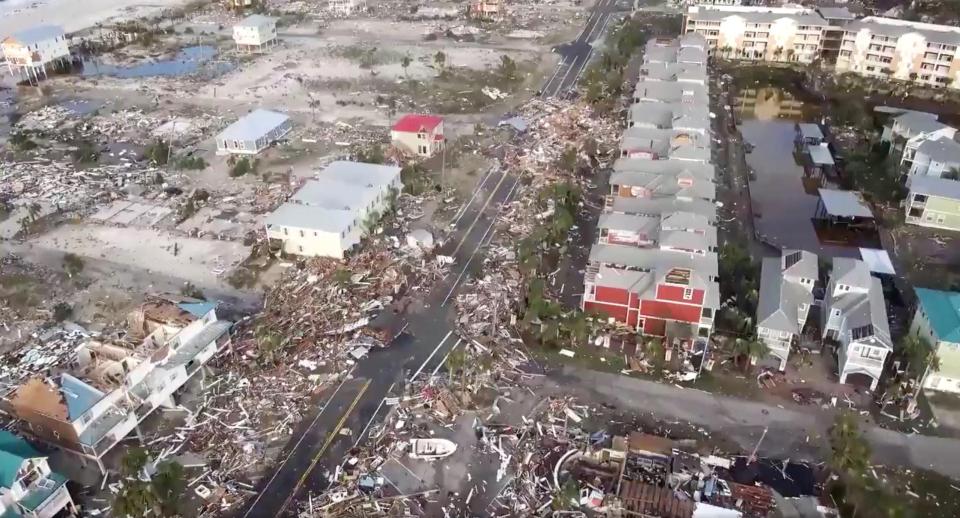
left=440, top=137, right=446, bottom=187
left=748, top=426, right=768, bottom=463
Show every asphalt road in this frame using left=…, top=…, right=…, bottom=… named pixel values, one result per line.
left=236, top=167, right=522, bottom=517
left=540, top=0, right=621, bottom=98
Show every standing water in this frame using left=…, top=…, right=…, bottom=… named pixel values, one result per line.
left=736, top=87, right=861, bottom=258
left=79, top=46, right=234, bottom=79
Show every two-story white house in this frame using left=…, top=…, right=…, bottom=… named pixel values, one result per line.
left=232, top=14, right=277, bottom=52
left=3, top=300, right=232, bottom=473
left=756, top=250, right=818, bottom=371
left=390, top=114, right=444, bottom=158
left=901, top=134, right=960, bottom=179
left=265, top=161, right=402, bottom=259
left=0, top=430, right=75, bottom=518
left=1, top=25, right=70, bottom=83
left=822, top=258, right=892, bottom=390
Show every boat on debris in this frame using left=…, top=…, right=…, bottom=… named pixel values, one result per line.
left=408, top=438, right=457, bottom=460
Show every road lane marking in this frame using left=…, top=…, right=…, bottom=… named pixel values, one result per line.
left=274, top=378, right=372, bottom=517
left=449, top=169, right=512, bottom=257
left=542, top=60, right=569, bottom=95
left=353, top=382, right=395, bottom=448
left=409, top=330, right=453, bottom=382
left=241, top=368, right=355, bottom=518
left=451, top=167, right=497, bottom=227
left=432, top=338, right=464, bottom=377
left=441, top=174, right=522, bottom=307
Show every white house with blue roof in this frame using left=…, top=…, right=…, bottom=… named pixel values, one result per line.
left=4, top=300, right=231, bottom=473
left=912, top=288, right=960, bottom=394
left=1, top=25, right=69, bottom=82
left=0, top=430, right=74, bottom=518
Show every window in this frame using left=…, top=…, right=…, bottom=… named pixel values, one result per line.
left=784, top=250, right=802, bottom=269
left=298, top=245, right=303, bottom=252
left=299, top=230, right=304, bottom=238
left=851, top=324, right=874, bottom=340
left=832, top=308, right=841, bottom=317
left=701, top=307, right=713, bottom=318
left=683, top=288, right=694, bottom=300
left=840, top=50, right=851, bottom=57
left=925, top=52, right=938, bottom=59
left=914, top=194, right=928, bottom=203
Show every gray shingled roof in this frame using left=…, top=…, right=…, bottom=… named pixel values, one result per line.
left=686, top=6, right=829, bottom=26
left=610, top=196, right=716, bottom=220
left=757, top=251, right=817, bottom=334
left=916, top=136, right=960, bottom=164
left=612, top=158, right=714, bottom=178
left=843, top=16, right=960, bottom=47
left=908, top=175, right=960, bottom=200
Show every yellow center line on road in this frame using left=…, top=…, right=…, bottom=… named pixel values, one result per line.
left=274, top=378, right=372, bottom=517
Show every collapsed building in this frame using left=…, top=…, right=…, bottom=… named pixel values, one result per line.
left=0, top=298, right=232, bottom=472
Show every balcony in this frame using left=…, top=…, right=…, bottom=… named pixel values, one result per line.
left=18, top=473, right=71, bottom=518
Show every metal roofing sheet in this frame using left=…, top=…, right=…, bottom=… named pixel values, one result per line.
left=218, top=109, right=289, bottom=142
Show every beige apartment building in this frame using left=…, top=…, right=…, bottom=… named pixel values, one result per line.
left=835, top=17, right=960, bottom=89
left=683, top=5, right=828, bottom=63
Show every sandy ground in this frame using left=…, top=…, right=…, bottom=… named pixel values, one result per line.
left=0, top=0, right=193, bottom=37
left=29, top=223, right=251, bottom=287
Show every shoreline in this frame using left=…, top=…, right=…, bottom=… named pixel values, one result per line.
left=0, top=0, right=193, bottom=38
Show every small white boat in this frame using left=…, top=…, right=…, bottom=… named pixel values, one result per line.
left=408, top=438, right=457, bottom=460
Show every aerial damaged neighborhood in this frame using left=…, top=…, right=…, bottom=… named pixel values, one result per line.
left=6, top=0, right=960, bottom=516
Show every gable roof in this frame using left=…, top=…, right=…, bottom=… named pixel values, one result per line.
left=915, top=288, right=960, bottom=343
left=908, top=175, right=960, bottom=200
left=757, top=254, right=816, bottom=334
left=916, top=136, right=960, bottom=164
left=218, top=109, right=289, bottom=142
left=832, top=257, right=872, bottom=290
left=892, top=111, right=946, bottom=137
left=392, top=114, right=442, bottom=133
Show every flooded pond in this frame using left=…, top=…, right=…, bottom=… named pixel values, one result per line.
left=79, top=46, right=234, bottom=79
left=737, top=87, right=866, bottom=258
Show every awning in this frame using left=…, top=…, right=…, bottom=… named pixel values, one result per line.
left=859, top=248, right=895, bottom=275
left=817, top=189, right=873, bottom=219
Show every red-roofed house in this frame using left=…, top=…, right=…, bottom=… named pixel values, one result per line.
left=391, top=114, right=444, bottom=158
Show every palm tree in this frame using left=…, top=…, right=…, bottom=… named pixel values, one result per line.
left=830, top=412, right=871, bottom=477
left=433, top=51, right=446, bottom=74
left=445, top=346, right=469, bottom=400
left=900, top=334, right=935, bottom=377
left=731, top=336, right=769, bottom=372
left=400, top=54, right=412, bottom=78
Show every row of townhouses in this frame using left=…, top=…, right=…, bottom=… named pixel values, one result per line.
left=683, top=5, right=960, bottom=90
left=582, top=34, right=721, bottom=352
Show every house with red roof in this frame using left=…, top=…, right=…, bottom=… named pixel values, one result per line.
left=391, top=114, right=445, bottom=158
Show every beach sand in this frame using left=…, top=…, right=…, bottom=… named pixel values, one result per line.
left=0, top=0, right=192, bottom=38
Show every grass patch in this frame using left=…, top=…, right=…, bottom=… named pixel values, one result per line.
left=530, top=345, right=627, bottom=373
left=0, top=274, right=45, bottom=310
